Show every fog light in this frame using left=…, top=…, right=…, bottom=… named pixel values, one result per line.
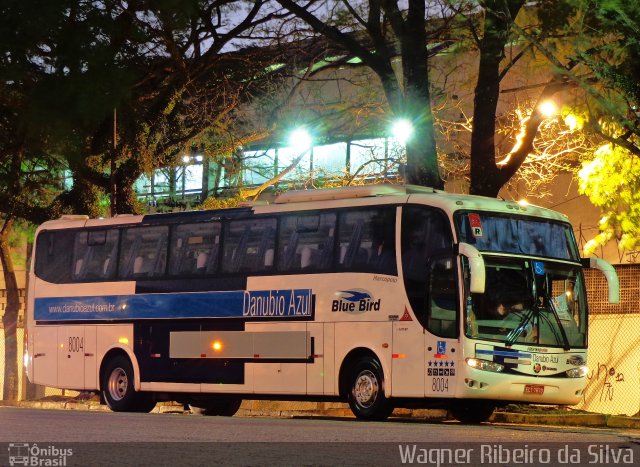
left=466, top=357, right=504, bottom=373
left=566, top=366, right=589, bottom=378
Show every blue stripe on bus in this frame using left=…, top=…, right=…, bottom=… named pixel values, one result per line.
left=34, top=289, right=313, bottom=321
left=476, top=349, right=532, bottom=358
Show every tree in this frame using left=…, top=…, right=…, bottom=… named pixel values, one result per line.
left=273, top=0, right=458, bottom=189
left=567, top=2, right=640, bottom=252
left=0, top=0, right=70, bottom=400
left=272, top=1, right=590, bottom=196
left=23, top=0, right=289, bottom=215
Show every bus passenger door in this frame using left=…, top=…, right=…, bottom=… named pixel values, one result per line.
left=424, top=257, right=459, bottom=398
left=32, top=326, right=58, bottom=387
left=57, top=326, right=85, bottom=389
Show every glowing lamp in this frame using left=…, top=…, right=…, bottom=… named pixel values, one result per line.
left=391, top=119, right=414, bottom=145
left=288, top=128, right=312, bottom=153
left=539, top=100, right=557, bottom=118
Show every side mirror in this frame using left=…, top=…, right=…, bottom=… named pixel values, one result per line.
left=581, top=257, right=620, bottom=304
left=458, top=242, right=485, bottom=294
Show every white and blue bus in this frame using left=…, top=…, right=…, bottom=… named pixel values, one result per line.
left=24, top=185, right=619, bottom=422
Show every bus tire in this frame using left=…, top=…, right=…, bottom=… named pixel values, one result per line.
left=132, top=392, right=157, bottom=413
left=347, top=357, right=393, bottom=421
left=101, top=355, right=155, bottom=413
left=189, top=397, right=242, bottom=416
left=450, top=400, right=496, bottom=424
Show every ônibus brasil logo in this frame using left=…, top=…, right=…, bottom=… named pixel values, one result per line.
left=331, top=289, right=381, bottom=313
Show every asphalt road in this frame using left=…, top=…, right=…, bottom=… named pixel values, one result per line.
left=1, top=407, right=639, bottom=466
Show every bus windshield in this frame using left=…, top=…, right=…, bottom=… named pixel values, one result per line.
left=455, top=211, right=579, bottom=261
left=464, top=257, right=588, bottom=348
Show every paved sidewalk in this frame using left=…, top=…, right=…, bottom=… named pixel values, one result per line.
left=3, top=397, right=640, bottom=429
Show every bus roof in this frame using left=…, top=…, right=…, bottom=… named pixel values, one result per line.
left=269, top=184, right=568, bottom=223
left=38, top=184, right=569, bottom=230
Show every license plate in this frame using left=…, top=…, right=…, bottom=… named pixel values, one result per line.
left=524, top=384, right=545, bottom=395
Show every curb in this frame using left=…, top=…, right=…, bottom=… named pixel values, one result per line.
left=5, top=400, right=640, bottom=429
left=491, top=412, right=640, bottom=429
left=490, top=412, right=607, bottom=427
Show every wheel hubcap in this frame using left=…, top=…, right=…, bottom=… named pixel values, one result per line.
left=108, top=367, right=128, bottom=401
left=354, top=370, right=378, bottom=408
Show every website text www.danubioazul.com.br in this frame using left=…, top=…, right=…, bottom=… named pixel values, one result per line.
left=398, top=444, right=634, bottom=466
left=48, top=303, right=116, bottom=313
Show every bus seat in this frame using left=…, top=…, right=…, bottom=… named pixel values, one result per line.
left=74, top=259, right=84, bottom=277
left=339, top=245, right=347, bottom=264
left=133, top=256, right=146, bottom=275
left=264, top=248, right=274, bottom=267
left=300, top=246, right=319, bottom=269
left=196, top=252, right=208, bottom=270
left=102, top=258, right=111, bottom=277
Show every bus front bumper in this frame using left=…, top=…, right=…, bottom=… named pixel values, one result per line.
left=456, top=367, right=586, bottom=405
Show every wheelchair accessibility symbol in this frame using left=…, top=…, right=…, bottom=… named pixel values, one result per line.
left=533, top=261, right=545, bottom=276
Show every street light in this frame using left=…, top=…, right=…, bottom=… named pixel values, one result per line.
left=288, top=127, right=312, bottom=153
left=391, top=119, right=414, bottom=145
left=539, top=100, right=558, bottom=118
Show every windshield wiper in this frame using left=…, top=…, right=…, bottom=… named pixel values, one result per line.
left=505, top=308, right=535, bottom=346
left=546, top=293, right=571, bottom=351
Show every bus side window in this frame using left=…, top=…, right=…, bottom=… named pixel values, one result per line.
left=277, top=212, right=336, bottom=272
left=168, top=222, right=221, bottom=275
left=336, top=207, right=396, bottom=275
left=223, top=218, right=276, bottom=274
left=35, top=230, right=74, bottom=284
left=118, top=226, right=169, bottom=279
left=72, top=229, right=119, bottom=281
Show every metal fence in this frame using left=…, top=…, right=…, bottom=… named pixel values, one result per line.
left=0, top=289, right=74, bottom=401
left=579, top=266, right=640, bottom=416
left=2, top=268, right=639, bottom=415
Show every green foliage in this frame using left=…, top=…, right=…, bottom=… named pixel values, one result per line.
left=200, top=194, right=246, bottom=210
left=578, top=143, right=640, bottom=253
left=534, top=0, right=579, bottom=32
left=8, top=221, right=35, bottom=269
left=562, top=1, right=640, bottom=253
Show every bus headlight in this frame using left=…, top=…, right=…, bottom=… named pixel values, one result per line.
left=23, top=350, right=29, bottom=369
left=466, top=357, right=504, bottom=373
left=566, top=366, right=589, bottom=378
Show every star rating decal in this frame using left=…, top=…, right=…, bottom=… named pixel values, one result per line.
left=426, top=360, right=456, bottom=377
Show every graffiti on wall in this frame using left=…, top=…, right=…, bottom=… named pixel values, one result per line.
left=585, top=363, right=625, bottom=403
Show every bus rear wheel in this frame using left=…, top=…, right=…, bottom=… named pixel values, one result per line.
left=347, top=357, right=393, bottom=421
left=101, top=355, right=156, bottom=413
left=449, top=400, right=496, bottom=424
left=189, top=397, right=242, bottom=416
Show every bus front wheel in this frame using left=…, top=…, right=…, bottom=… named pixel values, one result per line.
left=347, top=357, right=393, bottom=421
left=449, top=400, right=496, bottom=424
left=101, top=355, right=156, bottom=413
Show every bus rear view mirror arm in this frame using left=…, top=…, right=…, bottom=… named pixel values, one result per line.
left=581, top=257, right=620, bottom=304
left=458, top=242, right=485, bottom=294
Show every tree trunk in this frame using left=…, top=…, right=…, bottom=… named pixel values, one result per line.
left=113, top=158, right=144, bottom=215
left=400, top=0, right=443, bottom=190
left=469, top=1, right=525, bottom=197
left=405, top=118, right=442, bottom=189
left=1, top=219, right=19, bottom=401
left=115, top=173, right=142, bottom=214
